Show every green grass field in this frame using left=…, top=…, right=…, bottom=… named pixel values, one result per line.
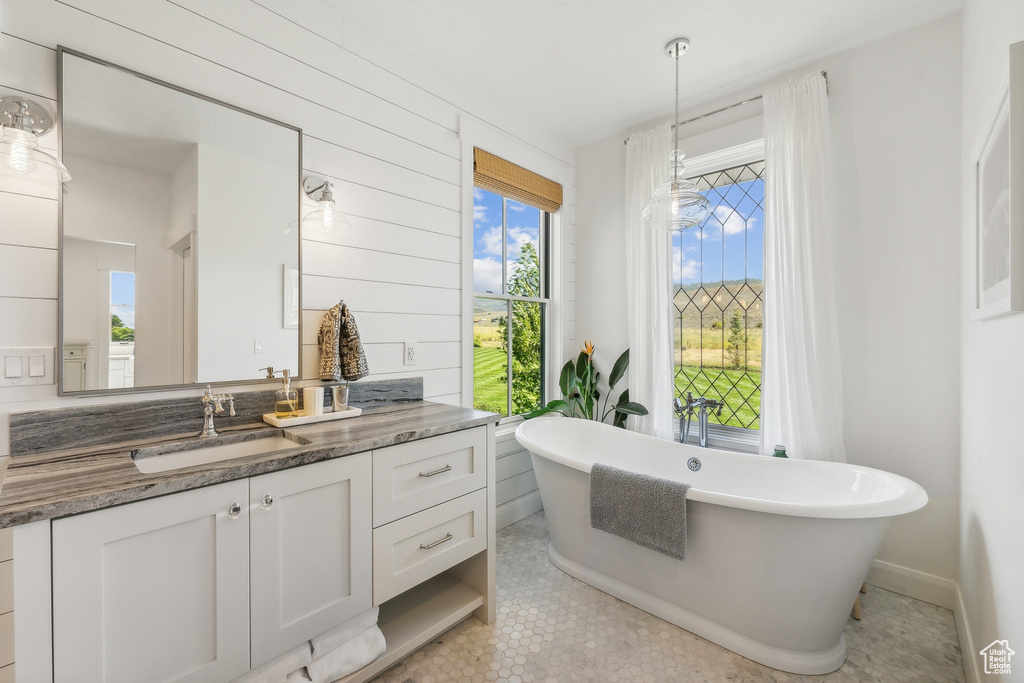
left=674, top=366, right=760, bottom=429
left=474, top=341, right=761, bottom=429
left=473, top=347, right=508, bottom=415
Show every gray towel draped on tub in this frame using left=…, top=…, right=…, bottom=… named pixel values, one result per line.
left=589, top=463, right=691, bottom=560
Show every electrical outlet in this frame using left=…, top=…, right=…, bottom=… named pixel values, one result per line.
left=404, top=342, right=417, bottom=366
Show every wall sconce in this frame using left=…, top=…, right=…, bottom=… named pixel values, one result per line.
left=301, top=175, right=350, bottom=232
left=0, top=96, right=72, bottom=183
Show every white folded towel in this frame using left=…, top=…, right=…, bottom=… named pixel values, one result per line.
left=232, top=642, right=312, bottom=683
left=310, top=606, right=380, bottom=660
left=307, top=625, right=387, bottom=683
left=285, top=669, right=311, bottom=683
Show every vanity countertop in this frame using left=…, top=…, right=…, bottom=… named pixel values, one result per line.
left=0, top=401, right=498, bottom=528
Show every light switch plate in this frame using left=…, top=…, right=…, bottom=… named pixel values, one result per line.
left=0, top=348, right=55, bottom=387
left=3, top=356, right=21, bottom=379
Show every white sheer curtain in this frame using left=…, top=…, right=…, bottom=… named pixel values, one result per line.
left=760, top=72, right=846, bottom=461
left=625, top=125, right=674, bottom=439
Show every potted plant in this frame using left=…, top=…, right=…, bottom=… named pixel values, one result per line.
left=525, top=341, right=648, bottom=428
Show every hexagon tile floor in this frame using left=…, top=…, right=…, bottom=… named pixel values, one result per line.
left=372, top=511, right=964, bottom=683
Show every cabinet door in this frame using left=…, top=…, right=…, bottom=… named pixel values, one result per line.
left=52, top=480, right=250, bottom=683
left=249, top=453, right=372, bottom=667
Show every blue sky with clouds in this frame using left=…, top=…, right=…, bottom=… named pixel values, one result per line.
left=473, top=187, right=540, bottom=294
left=673, top=177, right=764, bottom=286
left=473, top=176, right=762, bottom=293
left=111, top=271, right=135, bottom=329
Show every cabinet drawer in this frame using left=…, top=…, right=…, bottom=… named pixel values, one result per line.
left=373, top=427, right=486, bottom=526
left=373, top=489, right=487, bottom=604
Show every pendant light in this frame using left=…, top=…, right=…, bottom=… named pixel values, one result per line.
left=0, top=96, right=72, bottom=184
left=642, top=38, right=709, bottom=231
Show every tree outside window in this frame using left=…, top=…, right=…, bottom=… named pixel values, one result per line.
left=472, top=188, right=547, bottom=417
left=673, top=161, right=764, bottom=430
left=110, top=271, right=136, bottom=343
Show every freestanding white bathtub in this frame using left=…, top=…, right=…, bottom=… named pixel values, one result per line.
left=515, top=417, right=928, bottom=674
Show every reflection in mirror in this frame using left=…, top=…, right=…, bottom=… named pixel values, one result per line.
left=59, top=49, right=301, bottom=394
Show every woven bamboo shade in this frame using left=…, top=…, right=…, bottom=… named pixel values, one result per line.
left=473, top=148, right=562, bottom=213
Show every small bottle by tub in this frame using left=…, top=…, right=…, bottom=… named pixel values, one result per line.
left=772, top=444, right=788, bottom=458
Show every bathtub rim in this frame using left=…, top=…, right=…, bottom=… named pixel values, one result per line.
left=515, top=417, right=928, bottom=520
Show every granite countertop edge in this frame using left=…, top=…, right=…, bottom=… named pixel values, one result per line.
left=0, top=401, right=500, bottom=529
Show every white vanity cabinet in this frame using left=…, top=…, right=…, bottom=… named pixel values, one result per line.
left=371, top=428, right=488, bottom=604
left=15, top=421, right=495, bottom=683
left=50, top=453, right=373, bottom=682
left=52, top=479, right=252, bottom=683
left=249, top=455, right=372, bottom=667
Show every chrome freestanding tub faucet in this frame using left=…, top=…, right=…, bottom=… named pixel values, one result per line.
left=200, top=385, right=235, bottom=438
left=674, top=391, right=724, bottom=447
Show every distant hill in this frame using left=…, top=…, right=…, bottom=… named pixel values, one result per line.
left=673, top=280, right=763, bottom=328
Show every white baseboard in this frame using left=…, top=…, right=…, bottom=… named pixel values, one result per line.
left=954, top=584, right=979, bottom=683
left=496, top=490, right=542, bottom=530
left=866, top=559, right=956, bottom=609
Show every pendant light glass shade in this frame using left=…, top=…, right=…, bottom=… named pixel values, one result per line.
left=643, top=38, right=708, bottom=232
left=642, top=150, right=708, bottom=231
left=0, top=97, right=72, bottom=183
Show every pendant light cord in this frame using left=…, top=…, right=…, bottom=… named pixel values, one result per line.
left=674, top=45, right=680, bottom=159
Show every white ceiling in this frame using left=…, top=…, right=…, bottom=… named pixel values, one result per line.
left=321, top=0, right=963, bottom=149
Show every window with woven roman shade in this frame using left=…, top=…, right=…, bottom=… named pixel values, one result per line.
left=473, top=148, right=562, bottom=214
left=471, top=153, right=554, bottom=418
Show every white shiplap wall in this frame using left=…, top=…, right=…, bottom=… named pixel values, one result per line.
left=0, top=0, right=577, bottom=530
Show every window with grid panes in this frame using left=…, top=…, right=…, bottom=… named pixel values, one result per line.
left=672, top=160, right=764, bottom=431
left=471, top=187, right=550, bottom=417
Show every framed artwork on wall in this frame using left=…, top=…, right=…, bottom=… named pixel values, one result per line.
left=971, top=39, right=1024, bottom=320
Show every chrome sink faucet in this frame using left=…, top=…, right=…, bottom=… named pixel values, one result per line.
left=200, top=385, right=235, bottom=438
left=674, top=391, right=724, bottom=448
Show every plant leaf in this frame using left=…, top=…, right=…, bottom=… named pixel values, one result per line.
left=523, top=400, right=570, bottom=419
left=558, top=361, right=576, bottom=396
left=615, top=401, right=649, bottom=416
left=575, top=351, right=589, bottom=379
left=608, top=349, right=630, bottom=389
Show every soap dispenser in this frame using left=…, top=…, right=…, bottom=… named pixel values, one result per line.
left=274, top=369, right=299, bottom=419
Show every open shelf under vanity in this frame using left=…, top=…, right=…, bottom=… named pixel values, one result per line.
left=339, top=572, right=484, bottom=683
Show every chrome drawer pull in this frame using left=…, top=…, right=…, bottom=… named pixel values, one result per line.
left=418, top=464, right=452, bottom=478
left=419, top=532, right=453, bottom=550
left=228, top=502, right=241, bottom=520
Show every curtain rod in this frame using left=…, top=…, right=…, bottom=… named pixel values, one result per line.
left=624, top=70, right=828, bottom=145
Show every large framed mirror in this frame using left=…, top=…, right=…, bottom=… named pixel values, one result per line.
left=58, top=48, right=301, bottom=395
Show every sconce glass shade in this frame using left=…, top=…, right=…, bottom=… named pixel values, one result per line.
left=642, top=150, right=709, bottom=231
left=301, top=199, right=351, bottom=232
left=295, top=175, right=350, bottom=233
left=0, top=96, right=72, bottom=183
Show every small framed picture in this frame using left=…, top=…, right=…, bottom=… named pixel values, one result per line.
left=971, top=40, right=1024, bottom=320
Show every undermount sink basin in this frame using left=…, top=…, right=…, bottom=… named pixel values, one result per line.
left=131, top=429, right=311, bottom=474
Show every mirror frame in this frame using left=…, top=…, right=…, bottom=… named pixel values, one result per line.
left=56, top=46, right=304, bottom=396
